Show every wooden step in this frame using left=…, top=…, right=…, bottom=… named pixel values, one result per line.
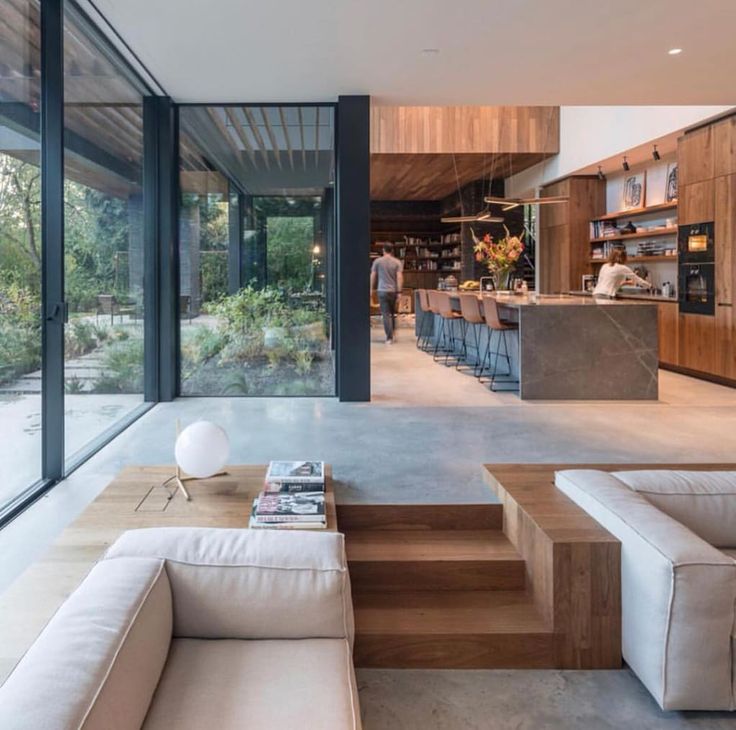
left=346, top=529, right=525, bottom=591
left=352, top=590, right=554, bottom=668
left=336, top=503, right=502, bottom=532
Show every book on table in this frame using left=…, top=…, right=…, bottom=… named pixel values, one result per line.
left=250, top=491, right=326, bottom=529
left=263, top=480, right=325, bottom=494
left=265, top=461, right=325, bottom=485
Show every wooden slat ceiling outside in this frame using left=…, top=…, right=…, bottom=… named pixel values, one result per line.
left=370, top=152, right=551, bottom=201
left=179, top=105, right=335, bottom=196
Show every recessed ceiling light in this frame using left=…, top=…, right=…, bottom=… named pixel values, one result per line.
left=421, top=48, right=440, bottom=55
left=668, top=48, right=683, bottom=55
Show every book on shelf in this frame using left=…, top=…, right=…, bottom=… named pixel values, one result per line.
left=265, top=460, right=325, bottom=484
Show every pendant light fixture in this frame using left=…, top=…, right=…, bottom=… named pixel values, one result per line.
left=441, top=152, right=504, bottom=224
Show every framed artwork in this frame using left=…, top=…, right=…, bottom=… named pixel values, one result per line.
left=665, top=162, right=678, bottom=202
left=622, top=171, right=646, bottom=210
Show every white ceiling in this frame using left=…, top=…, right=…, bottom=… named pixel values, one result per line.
left=89, top=0, right=736, bottom=105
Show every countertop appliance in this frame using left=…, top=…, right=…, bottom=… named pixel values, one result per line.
left=678, top=221, right=715, bottom=316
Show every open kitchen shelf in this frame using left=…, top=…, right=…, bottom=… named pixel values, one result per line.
left=590, top=227, right=678, bottom=243
left=590, top=255, right=678, bottom=264
left=592, top=201, right=678, bottom=223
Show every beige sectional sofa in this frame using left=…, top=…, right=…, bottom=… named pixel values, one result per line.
left=556, top=469, right=736, bottom=711
left=0, top=527, right=361, bottom=729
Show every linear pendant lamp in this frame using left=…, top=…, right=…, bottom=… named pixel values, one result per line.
left=484, top=195, right=569, bottom=211
left=441, top=211, right=504, bottom=223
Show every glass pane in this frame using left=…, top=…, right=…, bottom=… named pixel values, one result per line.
left=179, top=106, right=335, bottom=396
left=63, top=3, right=147, bottom=462
left=0, top=0, right=42, bottom=509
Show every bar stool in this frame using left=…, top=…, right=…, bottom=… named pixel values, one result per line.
left=429, top=291, right=465, bottom=365
left=479, top=297, right=519, bottom=391
left=457, top=293, right=486, bottom=375
left=415, top=289, right=434, bottom=352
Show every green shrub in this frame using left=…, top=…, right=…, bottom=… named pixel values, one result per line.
left=65, top=319, right=97, bottom=358
left=92, top=337, right=144, bottom=394
left=0, top=280, right=41, bottom=384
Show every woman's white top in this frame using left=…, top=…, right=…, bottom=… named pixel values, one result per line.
left=592, top=263, right=650, bottom=297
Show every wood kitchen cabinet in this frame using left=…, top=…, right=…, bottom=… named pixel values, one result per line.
left=678, top=313, right=716, bottom=373
left=657, top=303, right=679, bottom=366
left=673, top=118, right=736, bottom=384
left=539, top=177, right=605, bottom=294
left=714, top=173, right=736, bottom=379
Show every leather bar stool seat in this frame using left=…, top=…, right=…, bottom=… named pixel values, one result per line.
left=479, top=296, right=519, bottom=391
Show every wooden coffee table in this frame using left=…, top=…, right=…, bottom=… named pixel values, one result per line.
left=0, top=464, right=336, bottom=682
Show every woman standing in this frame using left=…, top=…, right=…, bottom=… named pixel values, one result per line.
left=593, top=249, right=651, bottom=299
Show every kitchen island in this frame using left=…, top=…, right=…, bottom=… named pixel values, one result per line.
left=427, top=292, right=659, bottom=400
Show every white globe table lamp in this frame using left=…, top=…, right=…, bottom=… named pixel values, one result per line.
left=164, top=420, right=230, bottom=501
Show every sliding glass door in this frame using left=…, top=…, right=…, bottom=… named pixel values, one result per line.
left=62, top=3, right=148, bottom=464
left=0, top=0, right=43, bottom=512
left=0, top=0, right=157, bottom=523
left=178, top=105, right=335, bottom=396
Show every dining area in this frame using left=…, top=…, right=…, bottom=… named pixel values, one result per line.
left=413, top=289, right=660, bottom=401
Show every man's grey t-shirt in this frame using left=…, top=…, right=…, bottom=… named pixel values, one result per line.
left=372, top=255, right=403, bottom=292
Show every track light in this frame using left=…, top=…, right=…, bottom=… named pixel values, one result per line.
left=622, top=156, right=630, bottom=172
left=597, top=165, right=605, bottom=181
left=652, top=145, right=661, bottom=161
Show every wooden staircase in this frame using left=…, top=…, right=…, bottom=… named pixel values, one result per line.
left=338, top=504, right=554, bottom=669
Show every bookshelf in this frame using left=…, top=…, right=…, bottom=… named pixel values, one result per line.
left=370, top=231, right=463, bottom=285
left=589, top=201, right=678, bottom=267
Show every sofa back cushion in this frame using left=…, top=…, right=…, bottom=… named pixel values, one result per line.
left=0, top=556, right=172, bottom=730
left=612, top=470, right=736, bottom=547
left=105, top=527, right=353, bottom=641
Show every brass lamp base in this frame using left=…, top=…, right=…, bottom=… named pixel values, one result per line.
left=160, top=468, right=229, bottom=502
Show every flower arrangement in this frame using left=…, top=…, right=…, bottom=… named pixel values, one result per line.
left=472, top=226, right=525, bottom=290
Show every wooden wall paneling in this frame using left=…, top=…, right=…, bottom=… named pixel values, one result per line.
left=714, top=117, right=736, bottom=178
left=715, top=173, right=736, bottom=378
left=370, top=106, right=560, bottom=155
left=538, top=177, right=605, bottom=294
left=657, top=303, right=679, bottom=366
left=679, top=180, right=715, bottom=224
left=679, top=126, right=714, bottom=186
left=539, top=224, right=567, bottom=294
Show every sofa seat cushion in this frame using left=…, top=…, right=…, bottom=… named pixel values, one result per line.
left=143, top=638, right=360, bottom=730
left=612, top=470, right=736, bottom=547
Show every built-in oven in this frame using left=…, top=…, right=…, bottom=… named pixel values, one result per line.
left=678, top=221, right=714, bottom=263
left=678, top=262, right=715, bottom=315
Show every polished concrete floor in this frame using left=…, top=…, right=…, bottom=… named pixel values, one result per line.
left=2, top=325, right=736, bottom=727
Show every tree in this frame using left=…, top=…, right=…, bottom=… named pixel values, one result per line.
left=0, top=155, right=41, bottom=285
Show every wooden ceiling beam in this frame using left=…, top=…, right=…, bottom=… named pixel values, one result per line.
left=278, top=107, right=294, bottom=171
left=260, top=107, right=282, bottom=170
left=224, top=107, right=257, bottom=168
left=242, top=107, right=270, bottom=171
left=298, top=107, right=306, bottom=170
left=314, top=107, right=320, bottom=167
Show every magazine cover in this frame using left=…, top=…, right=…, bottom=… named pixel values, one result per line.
left=265, top=461, right=325, bottom=483
left=255, top=492, right=325, bottom=520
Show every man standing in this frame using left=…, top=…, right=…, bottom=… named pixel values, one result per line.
left=370, top=242, right=403, bottom=344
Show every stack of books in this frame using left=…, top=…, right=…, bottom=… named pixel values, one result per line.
left=250, top=461, right=326, bottom=530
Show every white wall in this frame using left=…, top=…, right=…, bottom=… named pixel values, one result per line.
left=507, top=105, right=733, bottom=195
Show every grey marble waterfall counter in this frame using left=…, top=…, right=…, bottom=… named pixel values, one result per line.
left=433, top=292, right=659, bottom=400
